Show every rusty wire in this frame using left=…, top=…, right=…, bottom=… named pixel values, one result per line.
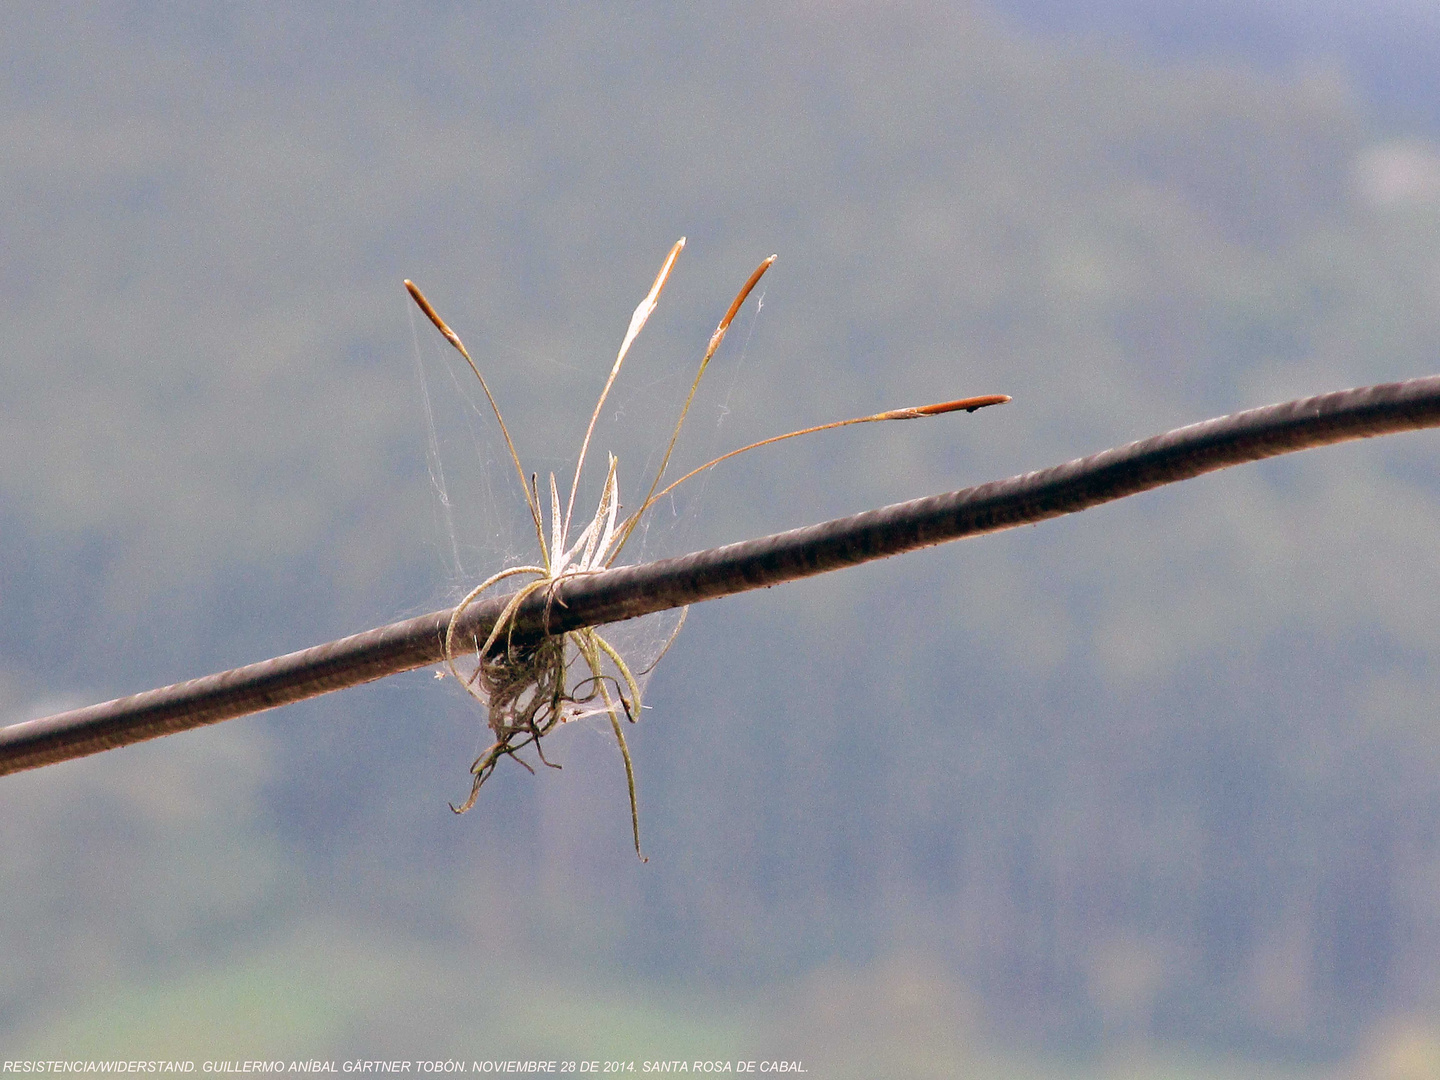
left=4, top=374, right=1440, bottom=777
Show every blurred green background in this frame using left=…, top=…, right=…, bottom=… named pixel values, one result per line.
left=7, top=3, right=1440, bottom=1074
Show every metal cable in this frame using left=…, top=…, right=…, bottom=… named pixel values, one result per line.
left=4, top=374, right=1440, bottom=777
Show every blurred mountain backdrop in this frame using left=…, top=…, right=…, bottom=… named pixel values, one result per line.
left=6, top=2, right=1440, bottom=1074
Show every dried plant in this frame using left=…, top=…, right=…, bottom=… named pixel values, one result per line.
left=405, top=240, right=1007, bottom=858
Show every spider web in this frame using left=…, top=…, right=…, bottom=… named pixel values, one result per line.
left=405, top=276, right=768, bottom=776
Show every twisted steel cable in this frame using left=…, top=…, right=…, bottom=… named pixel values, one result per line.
left=4, top=374, right=1440, bottom=777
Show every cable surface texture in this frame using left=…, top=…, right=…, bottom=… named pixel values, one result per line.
left=3, top=374, right=1438, bottom=777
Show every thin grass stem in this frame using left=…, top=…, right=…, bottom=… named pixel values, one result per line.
left=612, top=393, right=1012, bottom=554
left=564, top=238, right=686, bottom=543
left=612, top=254, right=777, bottom=561
left=405, top=280, right=550, bottom=562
